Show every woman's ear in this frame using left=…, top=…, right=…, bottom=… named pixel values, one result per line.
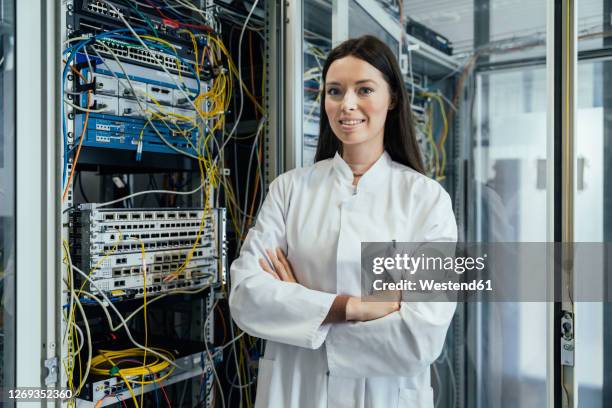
left=389, top=96, right=397, bottom=110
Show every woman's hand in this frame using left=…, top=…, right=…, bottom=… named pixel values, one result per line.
left=259, top=247, right=297, bottom=283
left=346, top=291, right=401, bottom=322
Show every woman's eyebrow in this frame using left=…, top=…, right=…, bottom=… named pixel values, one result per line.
left=355, top=79, right=378, bottom=85
left=325, top=79, right=378, bottom=86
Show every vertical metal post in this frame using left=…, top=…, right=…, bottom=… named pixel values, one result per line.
left=561, top=0, right=576, bottom=406
left=284, top=0, right=303, bottom=170
left=603, top=0, right=612, bottom=404
left=0, top=0, right=16, bottom=400
left=548, top=1, right=576, bottom=407
left=264, top=0, right=283, bottom=183
left=16, top=0, right=58, bottom=391
left=546, top=1, right=560, bottom=407
left=469, top=2, right=490, bottom=408
left=331, top=0, right=349, bottom=47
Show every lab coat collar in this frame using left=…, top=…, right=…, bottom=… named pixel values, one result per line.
left=331, top=150, right=392, bottom=192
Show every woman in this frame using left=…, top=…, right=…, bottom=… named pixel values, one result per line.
left=229, top=35, right=457, bottom=408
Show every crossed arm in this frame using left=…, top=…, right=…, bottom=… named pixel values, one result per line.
left=259, top=247, right=400, bottom=323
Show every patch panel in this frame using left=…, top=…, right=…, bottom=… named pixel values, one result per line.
left=77, top=246, right=216, bottom=276
left=70, top=207, right=226, bottom=299
left=89, top=39, right=194, bottom=76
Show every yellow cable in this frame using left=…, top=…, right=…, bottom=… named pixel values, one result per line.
left=138, top=239, right=148, bottom=408
left=119, top=370, right=140, bottom=408
left=433, top=95, right=448, bottom=180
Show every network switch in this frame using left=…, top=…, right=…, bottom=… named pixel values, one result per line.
left=70, top=207, right=226, bottom=300
left=74, top=113, right=200, bottom=156
left=71, top=57, right=202, bottom=158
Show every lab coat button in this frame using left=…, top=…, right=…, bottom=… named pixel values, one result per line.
left=326, top=370, right=330, bottom=376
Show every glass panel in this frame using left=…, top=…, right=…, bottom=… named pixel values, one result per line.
left=462, top=0, right=549, bottom=406
left=578, top=0, right=606, bottom=53
left=472, top=66, right=548, bottom=407
left=0, top=0, right=15, bottom=399
left=489, top=1, right=547, bottom=63
left=574, top=0, right=612, bottom=399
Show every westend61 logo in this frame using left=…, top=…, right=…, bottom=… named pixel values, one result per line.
left=361, top=242, right=612, bottom=302
left=371, top=253, right=487, bottom=275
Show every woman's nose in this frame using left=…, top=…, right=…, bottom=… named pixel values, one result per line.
left=341, top=91, right=357, bottom=111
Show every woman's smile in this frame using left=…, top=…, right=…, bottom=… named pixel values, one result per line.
left=339, top=117, right=367, bottom=131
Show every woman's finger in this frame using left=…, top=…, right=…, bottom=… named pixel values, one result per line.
left=276, top=247, right=296, bottom=282
left=276, top=247, right=291, bottom=271
left=266, top=248, right=288, bottom=281
left=259, top=257, right=280, bottom=280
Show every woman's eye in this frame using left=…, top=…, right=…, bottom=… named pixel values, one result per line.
left=326, top=88, right=340, bottom=96
left=359, top=87, right=374, bottom=95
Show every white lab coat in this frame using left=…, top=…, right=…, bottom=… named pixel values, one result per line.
left=229, top=151, right=458, bottom=408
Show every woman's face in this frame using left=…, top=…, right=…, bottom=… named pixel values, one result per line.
left=324, top=56, right=394, bottom=149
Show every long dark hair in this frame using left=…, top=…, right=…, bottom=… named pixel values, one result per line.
left=314, top=35, right=425, bottom=174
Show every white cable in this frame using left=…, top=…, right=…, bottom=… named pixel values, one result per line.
left=239, top=122, right=263, bottom=236
left=78, top=282, right=212, bottom=332
left=229, top=312, right=243, bottom=405
left=92, top=183, right=205, bottom=208
left=64, top=35, right=95, bottom=45
left=83, top=46, right=95, bottom=78
left=220, top=331, right=245, bottom=351
left=70, top=320, right=85, bottom=356
left=63, top=245, right=77, bottom=343
left=72, top=291, right=93, bottom=397
left=62, top=245, right=90, bottom=401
